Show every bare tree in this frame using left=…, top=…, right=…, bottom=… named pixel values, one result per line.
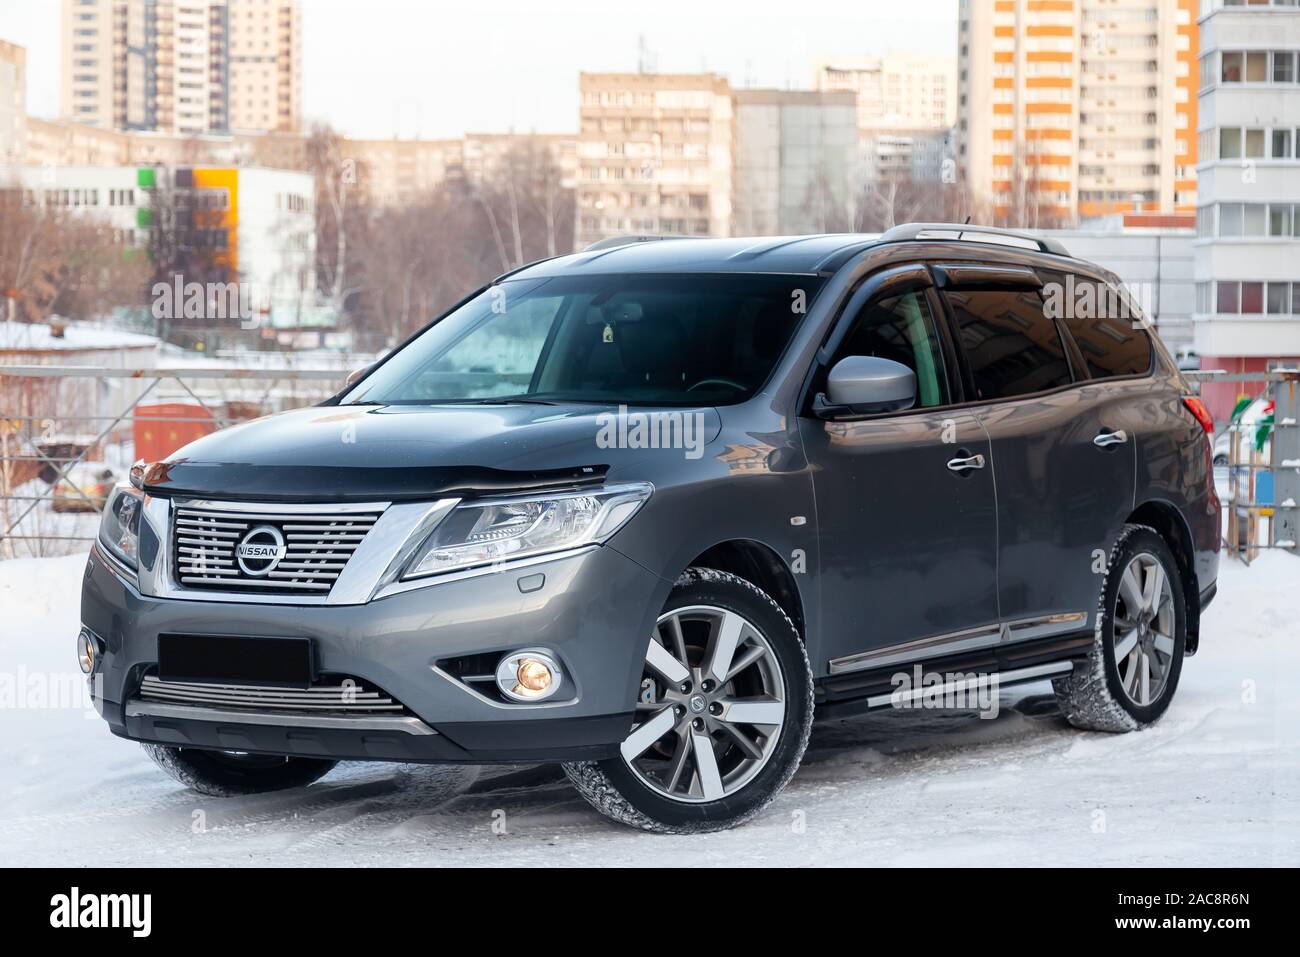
left=305, top=124, right=366, bottom=315
left=343, top=140, right=574, bottom=347
left=0, top=185, right=149, bottom=324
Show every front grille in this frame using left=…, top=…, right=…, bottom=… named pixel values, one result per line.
left=138, top=675, right=406, bottom=713
left=173, top=502, right=383, bottom=593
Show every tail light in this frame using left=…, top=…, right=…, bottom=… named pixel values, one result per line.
left=1182, top=396, right=1214, bottom=435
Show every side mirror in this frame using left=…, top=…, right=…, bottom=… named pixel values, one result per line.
left=823, top=355, right=916, bottom=415
left=345, top=364, right=373, bottom=388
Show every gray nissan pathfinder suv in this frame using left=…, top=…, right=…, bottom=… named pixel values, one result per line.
left=82, top=225, right=1220, bottom=832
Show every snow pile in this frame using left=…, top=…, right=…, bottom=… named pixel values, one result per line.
left=0, top=320, right=159, bottom=352
left=0, top=551, right=1296, bottom=866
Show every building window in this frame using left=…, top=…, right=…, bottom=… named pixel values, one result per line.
left=1275, top=51, right=1297, bottom=83
left=1269, top=204, right=1294, bottom=235
left=1273, top=128, right=1294, bottom=158
left=1267, top=282, right=1291, bottom=314
left=1220, top=203, right=1243, bottom=235
left=1216, top=281, right=1239, bottom=314
left=1245, top=128, right=1266, bottom=157
left=1221, top=51, right=1243, bottom=82
left=1220, top=127, right=1241, bottom=159
left=1241, top=281, right=1265, bottom=313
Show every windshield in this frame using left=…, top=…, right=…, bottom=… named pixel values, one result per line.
left=341, top=273, right=825, bottom=407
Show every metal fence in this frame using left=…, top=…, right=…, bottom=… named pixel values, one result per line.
left=1, top=364, right=347, bottom=558
left=1186, top=368, right=1300, bottom=563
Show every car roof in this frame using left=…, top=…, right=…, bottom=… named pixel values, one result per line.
left=506, top=235, right=881, bottom=279
left=504, top=228, right=1085, bottom=281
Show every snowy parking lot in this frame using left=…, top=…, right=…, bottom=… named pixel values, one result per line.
left=1, top=550, right=1296, bottom=867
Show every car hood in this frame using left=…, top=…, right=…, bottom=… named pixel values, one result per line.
left=140, top=402, right=722, bottom=502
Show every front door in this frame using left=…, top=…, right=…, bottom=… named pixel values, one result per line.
left=799, top=281, right=1000, bottom=674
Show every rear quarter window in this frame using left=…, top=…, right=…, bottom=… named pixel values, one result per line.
left=1046, top=273, right=1154, bottom=379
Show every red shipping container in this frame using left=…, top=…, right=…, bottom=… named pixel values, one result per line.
left=134, top=402, right=216, bottom=463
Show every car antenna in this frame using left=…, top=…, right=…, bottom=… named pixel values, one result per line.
left=964, top=215, right=972, bottom=225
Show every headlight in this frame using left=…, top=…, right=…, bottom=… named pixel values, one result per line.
left=98, top=483, right=144, bottom=571
left=402, top=483, right=652, bottom=579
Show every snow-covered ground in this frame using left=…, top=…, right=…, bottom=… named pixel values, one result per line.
left=1, top=551, right=1296, bottom=867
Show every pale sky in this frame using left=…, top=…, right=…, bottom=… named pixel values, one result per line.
left=0, top=0, right=957, bottom=138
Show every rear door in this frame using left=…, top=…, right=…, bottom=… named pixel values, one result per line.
left=937, top=267, right=1136, bottom=634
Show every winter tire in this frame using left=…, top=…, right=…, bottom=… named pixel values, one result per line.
left=141, top=744, right=337, bottom=797
left=1053, top=524, right=1187, bottom=732
left=563, top=567, right=813, bottom=833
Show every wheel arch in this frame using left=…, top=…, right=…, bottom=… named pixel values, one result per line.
left=1126, top=500, right=1201, bottom=653
left=684, top=539, right=806, bottom=644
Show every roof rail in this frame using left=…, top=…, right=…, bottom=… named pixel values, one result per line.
left=583, top=234, right=696, bottom=252
left=878, top=222, right=1071, bottom=257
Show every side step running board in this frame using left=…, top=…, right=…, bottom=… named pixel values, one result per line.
left=862, top=660, right=1073, bottom=710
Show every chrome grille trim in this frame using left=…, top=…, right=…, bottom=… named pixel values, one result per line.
left=173, top=500, right=385, bottom=594
left=139, top=675, right=406, bottom=713
left=125, top=700, right=436, bottom=735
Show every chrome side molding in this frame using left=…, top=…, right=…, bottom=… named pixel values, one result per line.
left=828, top=611, right=1089, bottom=676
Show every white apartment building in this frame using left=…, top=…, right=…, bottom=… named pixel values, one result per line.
left=957, top=0, right=1199, bottom=223
left=577, top=73, right=734, bottom=247
left=2, top=164, right=316, bottom=325
left=1192, top=0, right=1300, bottom=419
left=0, top=40, right=25, bottom=166
left=861, top=128, right=955, bottom=184
left=1038, top=223, right=1197, bottom=352
left=732, top=89, right=858, bottom=235
left=60, top=0, right=301, bottom=136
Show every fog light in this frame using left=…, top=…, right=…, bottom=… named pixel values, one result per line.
left=76, top=629, right=97, bottom=675
left=517, top=658, right=552, bottom=692
left=494, top=649, right=562, bottom=703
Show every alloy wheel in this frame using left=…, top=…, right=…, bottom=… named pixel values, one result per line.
left=620, top=605, right=786, bottom=804
left=1112, top=552, right=1176, bottom=707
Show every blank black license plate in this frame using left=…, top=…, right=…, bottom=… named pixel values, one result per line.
left=157, top=635, right=314, bottom=688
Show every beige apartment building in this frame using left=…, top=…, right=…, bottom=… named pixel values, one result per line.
left=336, top=133, right=577, bottom=208
left=60, top=0, right=301, bottom=136
left=19, top=115, right=574, bottom=211
left=0, top=40, right=25, bottom=166
left=814, top=54, right=957, bottom=190
left=957, top=0, right=1199, bottom=224
left=814, top=54, right=957, bottom=131
left=23, top=116, right=304, bottom=168
left=577, top=73, right=734, bottom=247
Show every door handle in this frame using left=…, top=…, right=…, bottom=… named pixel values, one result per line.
left=946, top=453, right=986, bottom=473
left=1093, top=429, right=1128, bottom=448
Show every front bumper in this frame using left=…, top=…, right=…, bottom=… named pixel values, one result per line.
left=82, top=543, right=670, bottom=764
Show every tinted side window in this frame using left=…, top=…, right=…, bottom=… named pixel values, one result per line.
left=943, top=288, right=1073, bottom=401
left=1050, top=274, right=1154, bottom=378
left=834, top=289, right=951, bottom=408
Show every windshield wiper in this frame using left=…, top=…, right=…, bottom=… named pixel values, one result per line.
left=452, top=396, right=560, bottom=406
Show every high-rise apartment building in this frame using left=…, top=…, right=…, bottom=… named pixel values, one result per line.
left=577, top=73, right=734, bottom=247
left=1191, top=0, right=1300, bottom=420
left=957, top=0, right=1198, bottom=224
left=60, top=0, right=301, bottom=136
left=0, top=40, right=25, bottom=165
left=813, top=55, right=957, bottom=131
